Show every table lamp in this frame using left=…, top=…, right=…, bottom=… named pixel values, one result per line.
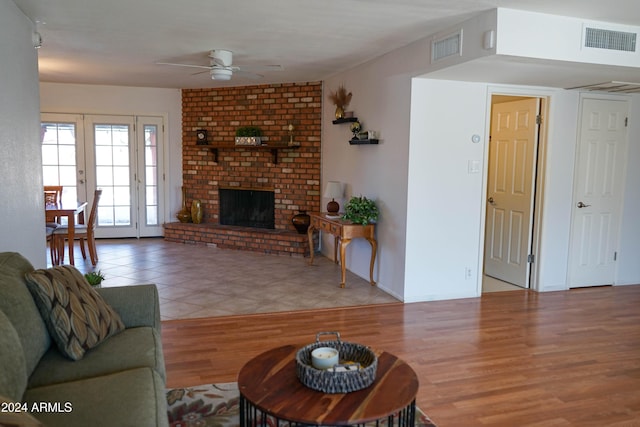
left=323, top=181, right=343, bottom=214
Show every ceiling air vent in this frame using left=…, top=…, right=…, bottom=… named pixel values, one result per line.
left=584, top=27, right=637, bottom=52
left=432, top=30, right=462, bottom=63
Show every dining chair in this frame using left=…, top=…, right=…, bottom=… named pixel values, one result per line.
left=53, top=189, right=102, bottom=266
left=44, top=185, right=64, bottom=224
left=45, top=225, right=59, bottom=266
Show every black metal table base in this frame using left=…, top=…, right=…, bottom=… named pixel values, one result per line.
left=240, top=394, right=416, bottom=427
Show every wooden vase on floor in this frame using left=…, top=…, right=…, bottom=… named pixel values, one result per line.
left=176, top=187, right=191, bottom=223
left=191, top=199, right=203, bottom=224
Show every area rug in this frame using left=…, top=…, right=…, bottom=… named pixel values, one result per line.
left=167, top=382, right=436, bottom=427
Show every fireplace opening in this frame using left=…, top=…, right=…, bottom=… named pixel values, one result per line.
left=219, top=188, right=275, bottom=229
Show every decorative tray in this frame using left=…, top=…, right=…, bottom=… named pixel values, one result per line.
left=295, top=332, right=377, bottom=394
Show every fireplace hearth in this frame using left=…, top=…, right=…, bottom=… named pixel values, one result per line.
left=219, top=188, right=275, bottom=229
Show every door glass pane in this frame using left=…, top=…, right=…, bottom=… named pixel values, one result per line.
left=94, top=124, right=131, bottom=227
left=41, top=122, right=78, bottom=207
left=144, top=125, right=159, bottom=226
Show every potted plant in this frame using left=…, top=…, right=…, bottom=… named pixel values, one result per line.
left=342, top=196, right=379, bottom=225
left=84, top=270, right=105, bottom=288
left=235, top=126, right=263, bottom=146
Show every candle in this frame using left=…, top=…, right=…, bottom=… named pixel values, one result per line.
left=311, top=347, right=339, bottom=370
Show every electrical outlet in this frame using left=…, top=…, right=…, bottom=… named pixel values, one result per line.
left=465, top=267, right=472, bottom=280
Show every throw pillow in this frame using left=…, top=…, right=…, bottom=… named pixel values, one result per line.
left=24, top=265, right=124, bottom=361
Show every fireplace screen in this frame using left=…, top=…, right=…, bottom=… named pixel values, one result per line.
left=219, top=188, right=275, bottom=229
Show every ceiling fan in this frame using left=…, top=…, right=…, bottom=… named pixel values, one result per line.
left=157, top=49, right=282, bottom=81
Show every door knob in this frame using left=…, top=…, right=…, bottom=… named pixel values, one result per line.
left=577, top=201, right=591, bottom=208
left=488, top=197, right=495, bottom=204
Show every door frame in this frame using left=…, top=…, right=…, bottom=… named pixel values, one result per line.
left=479, top=86, right=552, bottom=293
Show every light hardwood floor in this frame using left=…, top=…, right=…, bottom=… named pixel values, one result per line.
left=162, top=285, right=640, bottom=427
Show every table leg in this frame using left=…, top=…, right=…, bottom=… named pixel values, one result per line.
left=67, top=214, right=75, bottom=266
left=307, top=225, right=315, bottom=265
left=367, top=237, right=377, bottom=286
left=339, top=238, right=352, bottom=288
left=333, top=235, right=339, bottom=264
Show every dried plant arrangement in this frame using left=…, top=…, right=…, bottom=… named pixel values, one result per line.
left=328, top=85, right=352, bottom=119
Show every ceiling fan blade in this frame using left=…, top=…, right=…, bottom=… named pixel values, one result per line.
left=235, top=70, right=264, bottom=80
left=238, top=64, right=283, bottom=72
left=156, top=62, right=211, bottom=70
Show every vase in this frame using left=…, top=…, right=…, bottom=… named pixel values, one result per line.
left=191, top=199, right=203, bottom=224
left=292, top=211, right=311, bottom=234
left=334, top=106, right=344, bottom=120
left=176, top=187, right=191, bottom=223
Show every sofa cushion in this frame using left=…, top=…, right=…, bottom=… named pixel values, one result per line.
left=24, top=265, right=124, bottom=361
left=0, top=310, right=28, bottom=401
left=0, top=395, right=43, bottom=427
left=23, top=367, right=169, bottom=427
left=28, top=326, right=166, bottom=388
left=0, top=252, right=51, bottom=378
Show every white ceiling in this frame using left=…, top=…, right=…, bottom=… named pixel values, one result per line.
left=13, top=0, right=640, bottom=89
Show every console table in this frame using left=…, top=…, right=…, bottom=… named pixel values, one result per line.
left=307, top=212, right=377, bottom=288
left=238, top=345, right=419, bottom=427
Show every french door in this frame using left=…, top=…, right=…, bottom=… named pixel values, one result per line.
left=41, top=113, right=165, bottom=238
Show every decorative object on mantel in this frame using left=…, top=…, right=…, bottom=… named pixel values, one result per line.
left=176, top=186, right=192, bottom=223
left=292, top=210, right=311, bottom=234
left=191, top=199, right=203, bottom=224
left=324, top=181, right=344, bottom=215
left=328, top=84, right=352, bottom=120
left=196, top=129, right=208, bottom=145
left=342, top=195, right=379, bottom=225
left=287, top=123, right=299, bottom=147
left=235, top=126, right=263, bottom=146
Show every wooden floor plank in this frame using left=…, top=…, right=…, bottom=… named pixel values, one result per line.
left=162, top=286, right=640, bottom=426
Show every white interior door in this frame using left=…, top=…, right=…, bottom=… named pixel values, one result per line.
left=484, top=98, right=540, bottom=287
left=568, top=98, right=628, bottom=288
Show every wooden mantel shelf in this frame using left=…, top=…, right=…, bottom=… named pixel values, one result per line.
left=188, top=144, right=299, bottom=164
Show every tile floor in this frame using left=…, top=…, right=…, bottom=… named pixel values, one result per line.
left=50, top=238, right=401, bottom=320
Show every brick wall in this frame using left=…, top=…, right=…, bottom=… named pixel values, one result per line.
left=169, top=81, right=323, bottom=254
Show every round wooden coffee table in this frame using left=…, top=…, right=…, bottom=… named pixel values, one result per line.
left=237, top=345, right=419, bottom=426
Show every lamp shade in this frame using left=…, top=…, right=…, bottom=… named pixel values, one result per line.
left=323, top=181, right=343, bottom=199
left=323, top=181, right=343, bottom=214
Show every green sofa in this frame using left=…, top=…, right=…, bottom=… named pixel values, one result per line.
left=0, top=252, right=169, bottom=427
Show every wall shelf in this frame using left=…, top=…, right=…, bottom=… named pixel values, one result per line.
left=189, top=144, right=299, bottom=164
left=332, top=117, right=358, bottom=124
left=349, top=138, right=379, bottom=145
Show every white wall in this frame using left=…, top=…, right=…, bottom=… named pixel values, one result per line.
left=496, top=9, right=640, bottom=68
left=0, top=2, right=46, bottom=266
left=405, top=79, right=488, bottom=301
left=321, top=38, right=430, bottom=299
left=39, top=83, right=183, bottom=224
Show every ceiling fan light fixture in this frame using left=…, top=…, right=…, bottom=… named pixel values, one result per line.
left=211, top=68, right=232, bottom=80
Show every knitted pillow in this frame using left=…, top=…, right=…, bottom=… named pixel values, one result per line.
left=24, top=265, right=124, bottom=361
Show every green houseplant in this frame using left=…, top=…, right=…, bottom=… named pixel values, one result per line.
left=84, top=270, right=105, bottom=287
left=342, top=196, right=379, bottom=225
left=235, top=126, right=263, bottom=146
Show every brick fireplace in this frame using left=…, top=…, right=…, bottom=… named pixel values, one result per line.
left=163, top=82, right=322, bottom=256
